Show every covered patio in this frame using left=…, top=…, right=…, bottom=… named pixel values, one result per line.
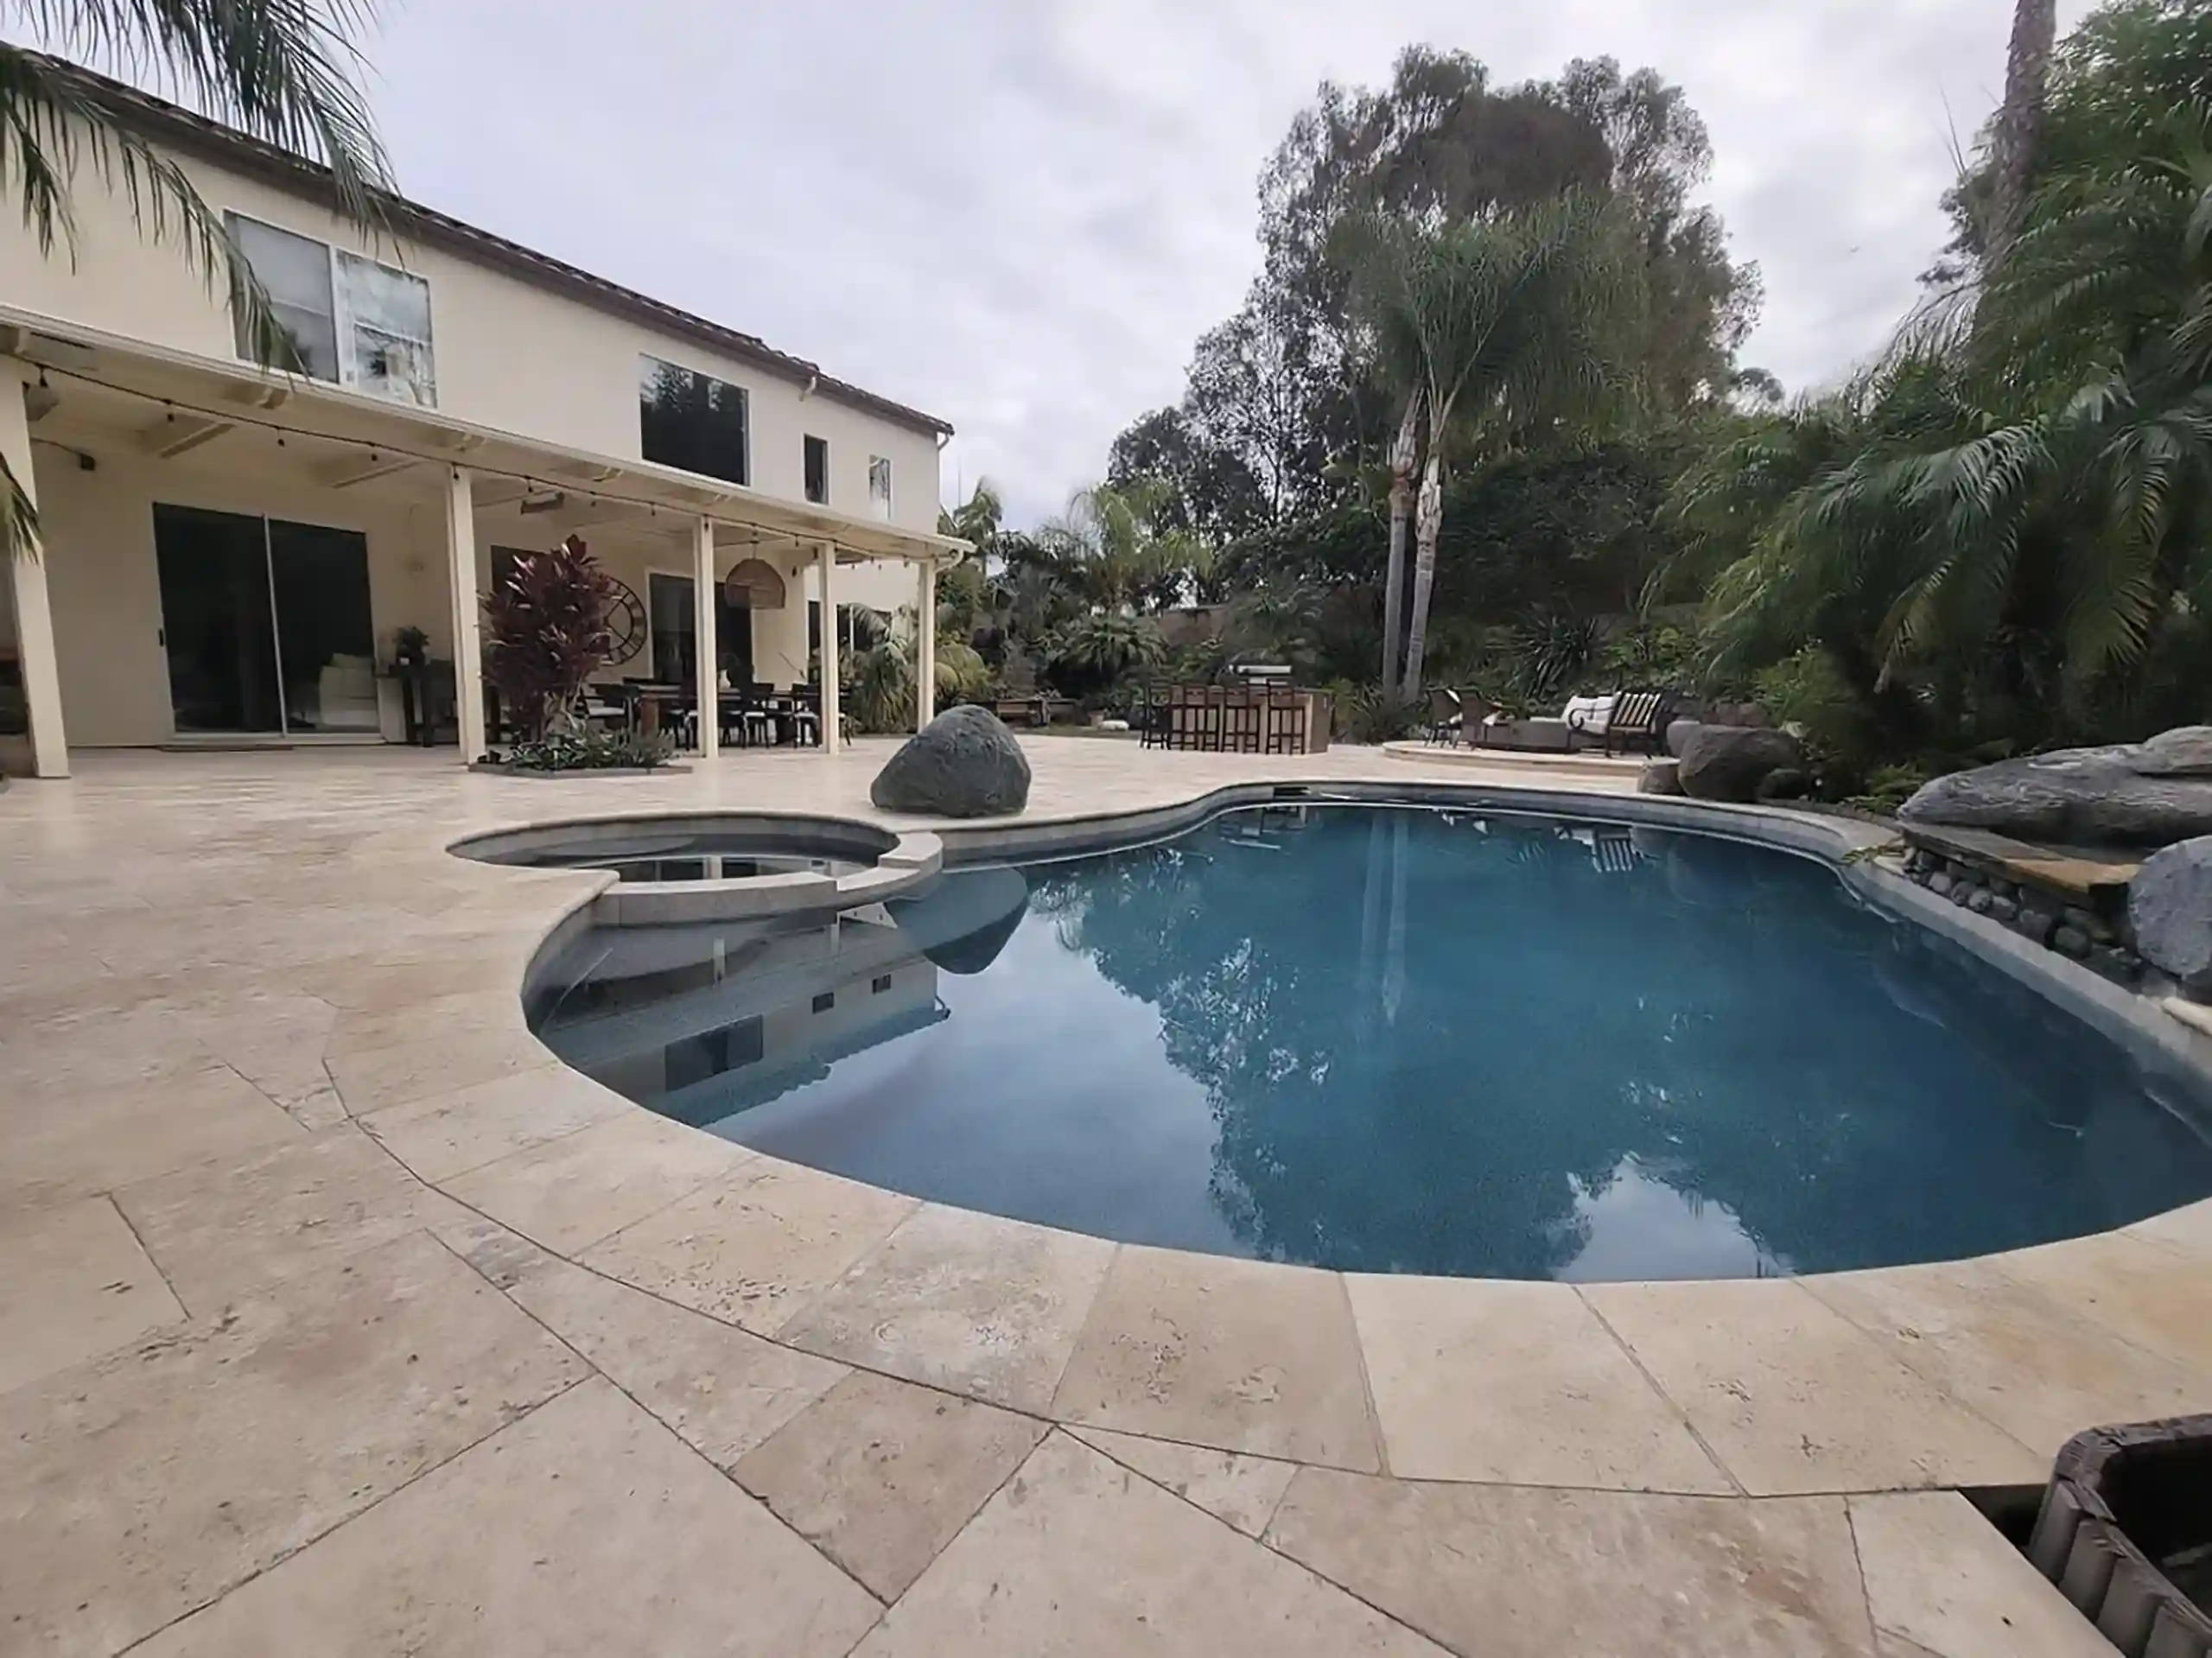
left=0, top=317, right=966, bottom=778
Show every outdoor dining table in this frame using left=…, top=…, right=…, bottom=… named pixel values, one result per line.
left=625, top=683, right=686, bottom=740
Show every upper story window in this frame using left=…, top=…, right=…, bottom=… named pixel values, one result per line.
left=639, top=356, right=749, bottom=487
left=804, top=435, right=830, bottom=505
left=868, top=455, right=893, bottom=521
left=226, top=213, right=435, bottom=406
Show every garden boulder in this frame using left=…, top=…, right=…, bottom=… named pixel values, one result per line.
left=2129, top=836, right=2212, bottom=996
left=1676, top=725, right=1804, bottom=804
left=870, top=706, right=1032, bottom=818
left=1899, top=729, right=2212, bottom=848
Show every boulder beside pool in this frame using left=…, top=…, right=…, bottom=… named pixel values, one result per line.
left=1677, top=725, right=1804, bottom=804
left=2130, top=836, right=2212, bottom=996
left=1899, top=727, right=2212, bottom=848
left=870, top=706, right=1033, bottom=818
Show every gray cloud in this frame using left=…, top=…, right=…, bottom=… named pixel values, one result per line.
left=365, top=0, right=2096, bottom=525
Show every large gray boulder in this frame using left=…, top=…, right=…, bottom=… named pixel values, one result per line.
left=2126, top=726, right=2212, bottom=777
left=870, top=706, right=1032, bottom=818
left=2129, top=837, right=2212, bottom=995
left=1899, top=731, right=2212, bottom=848
left=1677, top=725, right=1804, bottom=804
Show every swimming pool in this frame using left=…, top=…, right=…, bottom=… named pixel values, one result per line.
left=527, top=802, right=2212, bottom=1281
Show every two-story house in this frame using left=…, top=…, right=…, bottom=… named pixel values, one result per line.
left=0, top=58, right=963, bottom=777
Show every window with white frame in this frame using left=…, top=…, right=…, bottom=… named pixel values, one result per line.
left=868, top=454, right=893, bottom=521
left=227, top=213, right=436, bottom=406
left=804, top=435, right=830, bottom=505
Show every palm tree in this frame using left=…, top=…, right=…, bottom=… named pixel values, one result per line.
left=1036, top=478, right=1211, bottom=614
left=2, top=3, right=393, bottom=558
left=1689, top=88, right=2212, bottom=751
left=1988, top=0, right=2060, bottom=264
left=1344, top=196, right=1630, bottom=699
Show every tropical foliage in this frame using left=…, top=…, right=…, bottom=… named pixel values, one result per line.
left=2, top=0, right=392, bottom=560
left=482, top=536, right=615, bottom=743
left=1680, top=0, right=2212, bottom=776
left=1340, top=194, right=1632, bottom=699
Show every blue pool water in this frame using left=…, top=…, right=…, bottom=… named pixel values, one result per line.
left=530, top=804, right=2212, bottom=1280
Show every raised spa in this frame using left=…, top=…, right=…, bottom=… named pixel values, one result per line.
left=525, top=802, right=2212, bottom=1282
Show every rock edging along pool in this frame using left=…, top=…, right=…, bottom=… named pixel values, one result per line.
left=516, top=795, right=2212, bottom=1284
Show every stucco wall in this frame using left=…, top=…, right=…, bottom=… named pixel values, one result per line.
left=32, top=445, right=443, bottom=746
left=25, top=435, right=839, bottom=746
left=0, top=135, right=944, bottom=532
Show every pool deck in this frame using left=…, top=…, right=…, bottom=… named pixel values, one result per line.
left=3, top=736, right=2204, bottom=1656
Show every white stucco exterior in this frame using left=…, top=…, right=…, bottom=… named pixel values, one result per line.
left=0, top=69, right=951, bottom=769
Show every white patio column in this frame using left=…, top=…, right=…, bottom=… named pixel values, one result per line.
left=816, top=539, right=842, bottom=754
left=693, top=516, right=718, bottom=759
left=914, top=556, right=937, bottom=732
left=2, top=364, right=67, bottom=778
left=444, top=467, right=486, bottom=762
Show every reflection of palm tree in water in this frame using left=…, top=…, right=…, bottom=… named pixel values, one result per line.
left=1017, top=808, right=2202, bottom=1277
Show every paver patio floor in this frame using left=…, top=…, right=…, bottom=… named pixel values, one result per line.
left=0, top=739, right=2189, bottom=1655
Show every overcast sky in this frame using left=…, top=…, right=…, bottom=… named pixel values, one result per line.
left=359, top=3, right=2088, bottom=524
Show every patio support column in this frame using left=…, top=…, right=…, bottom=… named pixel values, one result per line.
left=693, top=516, right=718, bottom=759
left=914, top=556, right=936, bottom=732
left=445, top=467, right=486, bottom=763
left=2, top=364, right=67, bottom=778
left=816, top=539, right=841, bottom=754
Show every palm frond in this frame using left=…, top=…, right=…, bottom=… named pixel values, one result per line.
left=0, top=45, right=301, bottom=368
left=16, top=0, right=392, bottom=222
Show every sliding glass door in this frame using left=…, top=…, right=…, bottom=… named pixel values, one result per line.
left=154, top=505, right=375, bottom=736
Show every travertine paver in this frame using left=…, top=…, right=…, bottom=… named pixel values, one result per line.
left=0, top=1229, right=586, bottom=1656
left=5, top=742, right=2203, bottom=1653
left=1804, top=1257, right=2208, bottom=1458
left=444, top=1107, right=753, bottom=1253
left=0, top=1193, right=185, bottom=1392
left=1052, top=1244, right=1382, bottom=1471
left=1347, top=1272, right=1732, bottom=1491
left=361, top=1061, right=626, bottom=1181
left=781, top=1204, right=1116, bottom=1412
left=2130, top=1194, right=2212, bottom=1257
left=324, top=1023, right=555, bottom=1115
left=1582, top=1278, right=2045, bottom=1494
left=1066, top=1425, right=1299, bottom=1537
left=1264, top=1467, right=1878, bottom=1657
left=583, top=1156, right=921, bottom=1336
left=0, top=1058, right=301, bottom=1210
left=733, top=1368, right=1048, bottom=1600
left=500, top=1248, right=849, bottom=1467
left=851, top=1431, right=1447, bottom=1656
left=130, top=1377, right=883, bottom=1658
left=1847, top=1492, right=2109, bottom=1658
left=114, top=1124, right=470, bottom=1308
left=1985, top=1230, right=2212, bottom=1374
left=323, top=988, right=532, bottom=1058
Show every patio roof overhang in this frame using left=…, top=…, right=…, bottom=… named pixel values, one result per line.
left=0, top=306, right=971, bottom=569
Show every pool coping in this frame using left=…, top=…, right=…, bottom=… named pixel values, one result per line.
left=410, top=776, right=2212, bottom=1497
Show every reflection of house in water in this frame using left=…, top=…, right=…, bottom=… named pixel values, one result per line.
left=531, top=867, right=1031, bottom=1129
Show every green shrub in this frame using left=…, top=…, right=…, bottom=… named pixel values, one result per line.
left=1341, top=684, right=1424, bottom=744
left=1044, top=613, right=1166, bottom=697
left=502, top=727, right=676, bottom=772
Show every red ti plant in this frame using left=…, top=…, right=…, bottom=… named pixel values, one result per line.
left=482, top=535, right=617, bottom=740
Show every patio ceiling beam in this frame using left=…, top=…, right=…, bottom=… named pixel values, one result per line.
left=315, top=452, right=422, bottom=490
left=138, top=413, right=234, bottom=459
